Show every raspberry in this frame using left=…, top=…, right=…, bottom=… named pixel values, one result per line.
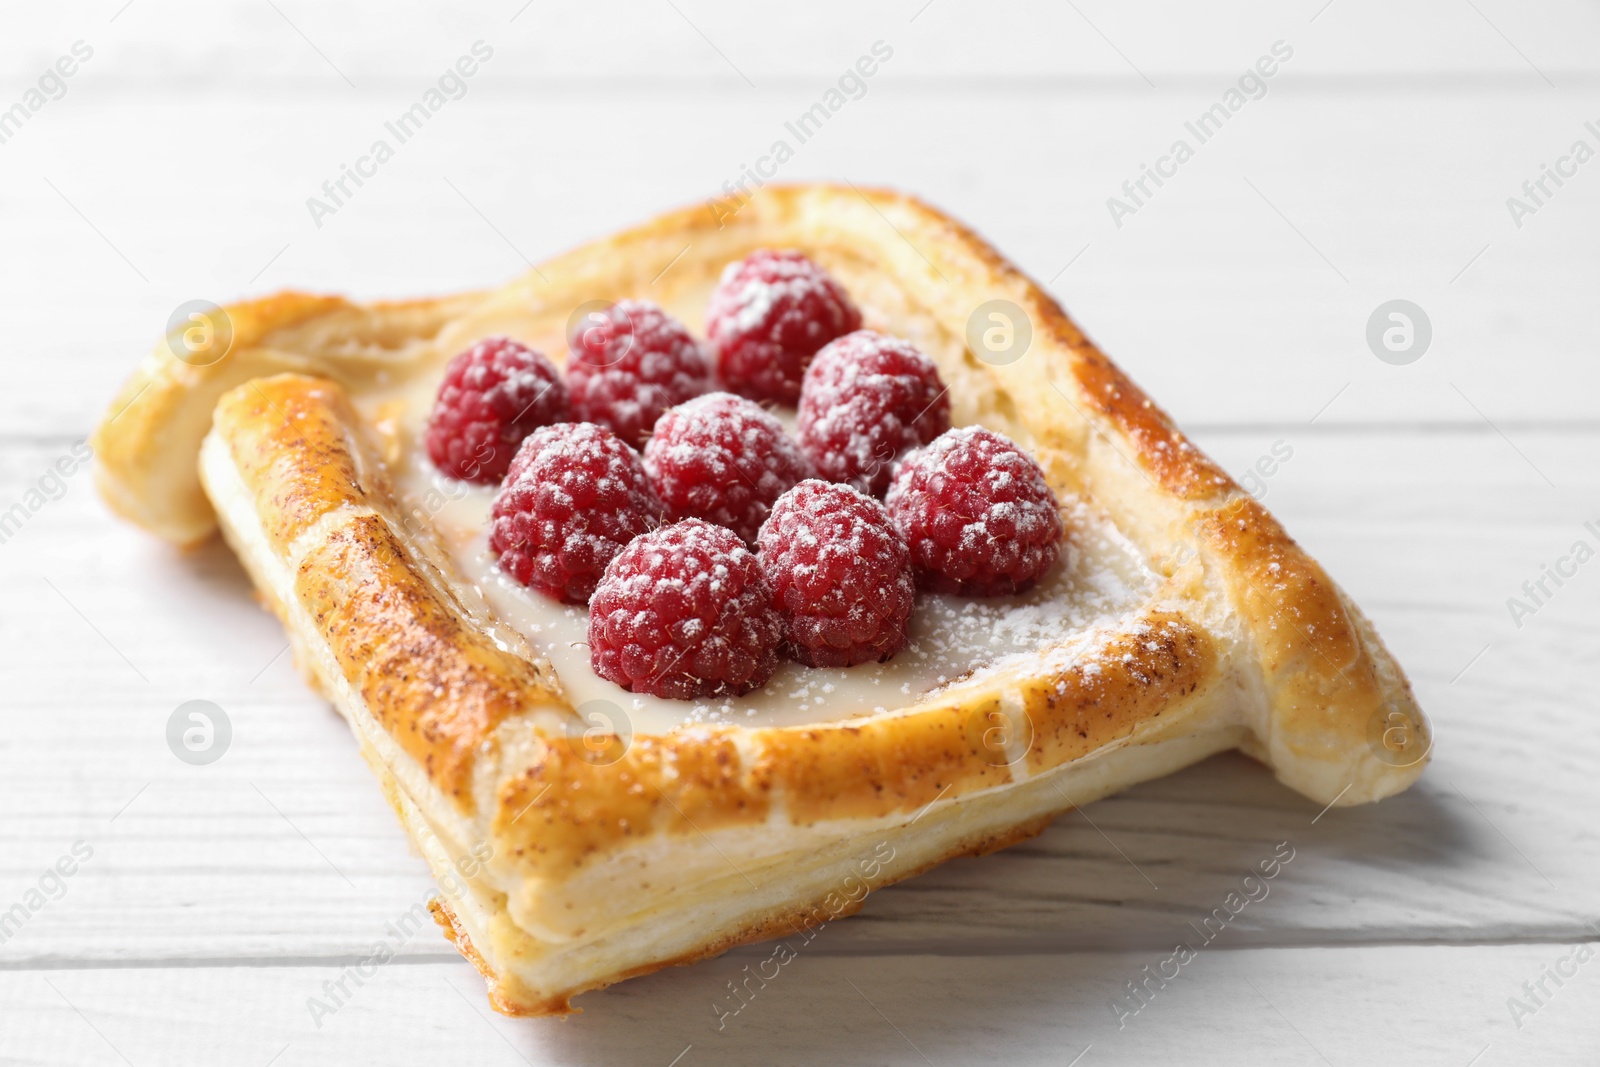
left=705, top=250, right=862, bottom=406
left=588, top=518, right=781, bottom=700
left=489, top=423, right=664, bottom=605
left=643, top=392, right=814, bottom=543
left=425, top=337, right=569, bottom=483
left=567, top=299, right=713, bottom=449
left=797, top=330, right=951, bottom=497
left=885, top=427, right=1064, bottom=597
left=757, top=480, right=914, bottom=668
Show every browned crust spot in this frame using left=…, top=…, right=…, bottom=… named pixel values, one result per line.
left=209, top=375, right=561, bottom=805
left=757, top=699, right=1014, bottom=827
left=1196, top=495, right=1372, bottom=700
left=1193, top=494, right=1401, bottom=764
left=93, top=289, right=483, bottom=545
left=495, top=730, right=774, bottom=873
left=295, top=512, right=556, bottom=804
left=1022, top=610, right=1215, bottom=774
left=1064, top=339, right=1235, bottom=502
left=212, top=374, right=388, bottom=552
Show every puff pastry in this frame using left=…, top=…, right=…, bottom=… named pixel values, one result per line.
left=91, top=185, right=1430, bottom=1015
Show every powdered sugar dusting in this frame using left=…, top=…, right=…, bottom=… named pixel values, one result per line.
left=886, top=425, right=1065, bottom=596
left=489, top=421, right=663, bottom=603
left=758, top=479, right=914, bottom=668
left=705, top=249, right=862, bottom=405
left=730, top=278, right=783, bottom=332
left=643, top=391, right=813, bottom=542
left=797, top=329, right=949, bottom=495
left=566, top=299, right=712, bottom=449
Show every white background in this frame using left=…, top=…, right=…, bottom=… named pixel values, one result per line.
left=1, top=1, right=1598, bottom=1064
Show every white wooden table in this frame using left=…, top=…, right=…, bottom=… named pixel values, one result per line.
left=3, top=2, right=1598, bottom=1063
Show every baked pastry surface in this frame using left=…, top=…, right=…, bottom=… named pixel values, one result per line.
left=92, top=184, right=1430, bottom=1014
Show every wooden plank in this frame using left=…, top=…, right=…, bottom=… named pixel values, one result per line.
left=3, top=946, right=1597, bottom=1065
left=5, top=2, right=1597, bottom=1058
left=1, top=429, right=1595, bottom=962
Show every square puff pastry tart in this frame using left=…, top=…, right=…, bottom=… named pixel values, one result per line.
left=91, top=184, right=1430, bottom=1015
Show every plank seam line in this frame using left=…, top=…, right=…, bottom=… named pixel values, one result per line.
left=6, top=934, right=1599, bottom=971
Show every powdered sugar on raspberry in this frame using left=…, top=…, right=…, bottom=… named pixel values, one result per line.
left=887, top=426, right=1065, bottom=596
left=705, top=250, right=862, bottom=406
left=758, top=480, right=915, bottom=668
left=588, top=518, right=781, bottom=699
left=644, top=391, right=814, bottom=542
left=728, top=275, right=782, bottom=333
left=798, top=330, right=950, bottom=496
left=566, top=299, right=712, bottom=449
left=424, top=337, right=569, bottom=484
left=489, top=422, right=664, bottom=604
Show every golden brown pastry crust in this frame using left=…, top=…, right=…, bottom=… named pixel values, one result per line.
left=94, top=184, right=1430, bottom=1015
